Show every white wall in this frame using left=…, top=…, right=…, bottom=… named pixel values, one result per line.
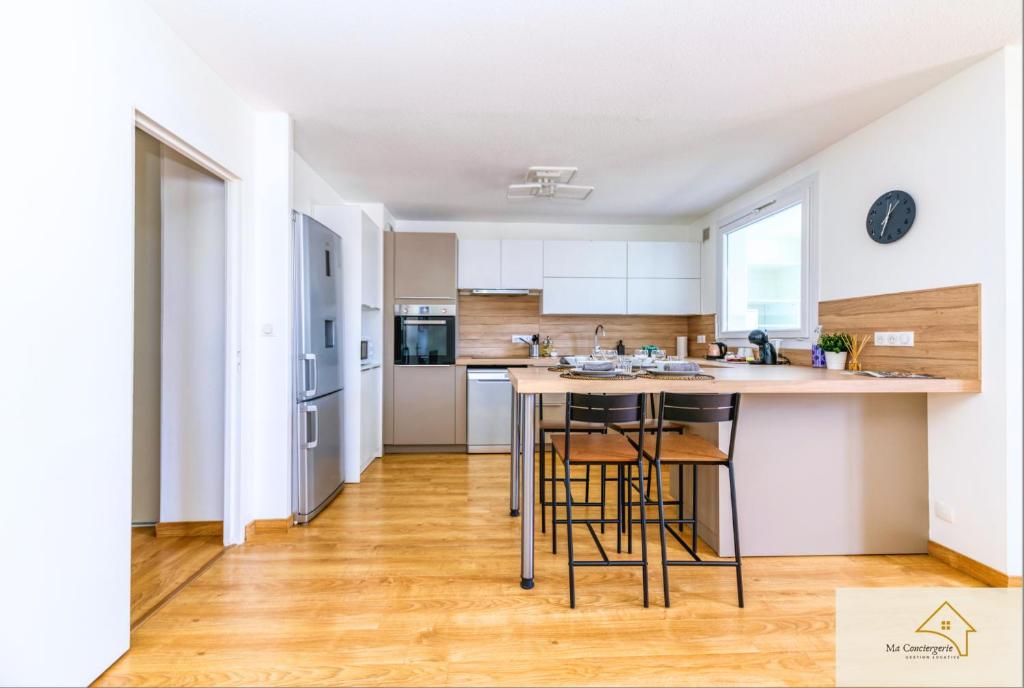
left=395, top=219, right=697, bottom=241
left=159, top=147, right=226, bottom=523
left=694, top=49, right=1023, bottom=576
left=293, top=151, right=345, bottom=213
left=0, top=1, right=292, bottom=682
left=1002, top=46, right=1023, bottom=578
left=245, top=114, right=294, bottom=524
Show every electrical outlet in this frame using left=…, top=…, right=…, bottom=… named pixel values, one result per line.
left=935, top=501, right=955, bottom=523
left=696, top=335, right=707, bottom=344
left=874, top=331, right=915, bottom=347
left=511, top=334, right=532, bottom=344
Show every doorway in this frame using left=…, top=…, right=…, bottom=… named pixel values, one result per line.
left=130, top=128, right=228, bottom=627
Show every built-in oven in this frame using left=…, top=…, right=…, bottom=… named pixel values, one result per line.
left=394, top=303, right=456, bottom=365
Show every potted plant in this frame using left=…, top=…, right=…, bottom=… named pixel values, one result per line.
left=818, top=332, right=851, bottom=370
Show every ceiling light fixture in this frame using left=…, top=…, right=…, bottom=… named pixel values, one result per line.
left=507, top=166, right=594, bottom=201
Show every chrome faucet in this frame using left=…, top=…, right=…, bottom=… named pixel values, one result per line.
left=593, top=324, right=605, bottom=355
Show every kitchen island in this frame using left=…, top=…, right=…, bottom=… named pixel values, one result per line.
left=509, top=361, right=979, bottom=589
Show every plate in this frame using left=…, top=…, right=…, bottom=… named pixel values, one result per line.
left=572, top=368, right=619, bottom=378
left=647, top=368, right=702, bottom=376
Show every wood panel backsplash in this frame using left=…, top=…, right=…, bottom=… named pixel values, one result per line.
left=458, top=293, right=691, bottom=357
left=817, top=283, right=980, bottom=379
left=679, top=284, right=980, bottom=378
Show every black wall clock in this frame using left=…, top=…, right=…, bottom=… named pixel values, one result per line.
left=866, top=190, right=916, bottom=244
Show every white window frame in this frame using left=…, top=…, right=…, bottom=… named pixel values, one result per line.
left=716, top=176, right=818, bottom=341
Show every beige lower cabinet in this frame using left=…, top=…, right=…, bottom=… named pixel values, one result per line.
left=393, top=365, right=457, bottom=445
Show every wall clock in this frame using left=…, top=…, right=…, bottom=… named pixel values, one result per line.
left=866, top=190, right=915, bottom=244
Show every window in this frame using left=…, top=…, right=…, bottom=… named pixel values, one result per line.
left=718, top=179, right=815, bottom=339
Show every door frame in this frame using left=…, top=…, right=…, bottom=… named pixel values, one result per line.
left=134, top=110, right=244, bottom=546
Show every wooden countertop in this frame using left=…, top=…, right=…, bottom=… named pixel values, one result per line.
left=455, top=356, right=561, bottom=367
left=509, top=360, right=979, bottom=394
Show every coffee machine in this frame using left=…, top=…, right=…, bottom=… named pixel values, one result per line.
left=747, top=329, right=779, bottom=365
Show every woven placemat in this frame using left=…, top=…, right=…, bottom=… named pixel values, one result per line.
left=559, top=371, right=638, bottom=381
left=547, top=365, right=573, bottom=372
left=637, top=372, right=715, bottom=381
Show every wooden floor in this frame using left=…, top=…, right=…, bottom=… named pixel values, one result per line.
left=101, top=453, right=982, bottom=687
left=130, top=526, right=224, bottom=628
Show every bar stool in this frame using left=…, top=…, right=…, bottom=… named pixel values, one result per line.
left=643, top=392, right=744, bottom=608
left=538, top=393, right=606, bottom=538
left=550, top=393, right=651, bottom=608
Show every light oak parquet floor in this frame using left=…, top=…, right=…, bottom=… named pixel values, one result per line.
left=101, top=454, right=981, bottom=687
left=130, top=526, right=224, bottom=628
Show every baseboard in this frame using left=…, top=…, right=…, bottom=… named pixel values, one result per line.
left=384, top=444, right=469, bottom=453
left=244, top=518, right=292, bottom=541
left=928, top=540, right=1023, bottom=588
left=154, top=520, right=223, bottom=538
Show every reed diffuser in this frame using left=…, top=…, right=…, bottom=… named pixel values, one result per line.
left=843, top=333, right=869, bottom=371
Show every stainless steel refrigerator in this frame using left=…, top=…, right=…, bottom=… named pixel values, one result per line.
left=293, top=211, right=345, bottom=524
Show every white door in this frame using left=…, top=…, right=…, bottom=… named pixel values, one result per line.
left=500, top=240, right=543, bottom=289
left=542, top=277, right=628, bottom=314
left=542, top=240, right=627, bottom=277
left=458, top=238, right=501, bottom=289
left=627, top=241, right=700, bottom=278
left=627, top=278, right=701, bottom=314
left=160, top=148, right=226, bottom=523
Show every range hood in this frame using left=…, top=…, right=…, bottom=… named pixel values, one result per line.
left=469, top=288, right=531, bottom=295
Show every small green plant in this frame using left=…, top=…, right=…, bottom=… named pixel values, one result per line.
left=818, top=331, right=852, bottom=353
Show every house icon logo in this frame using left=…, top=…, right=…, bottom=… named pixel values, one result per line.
left=915, top=601, right=976, bottom=656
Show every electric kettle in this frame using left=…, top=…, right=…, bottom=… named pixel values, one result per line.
left=706, top=341, right=728, bottom=359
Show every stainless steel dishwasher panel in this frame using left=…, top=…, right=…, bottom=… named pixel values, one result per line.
left=467, top=368, right=512, bottom=453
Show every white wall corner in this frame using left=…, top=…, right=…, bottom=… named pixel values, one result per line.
left=1002, top=45, right=1023, bottom=577
left=247, top=112, right=295, bottom=525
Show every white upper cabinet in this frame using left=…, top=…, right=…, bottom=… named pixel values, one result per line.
left=627, top=278, right=700, bottom=314
left=457, top=239, right=501, bottom=289
left=543, top=241, right=627, bottom=278
left=499, top=240, right=543, bottom=289
left=542, top=278, right=627, bottom=314
left=458, top=239, right=544, bottom=289
left=626, top=241, right=700, bottom=278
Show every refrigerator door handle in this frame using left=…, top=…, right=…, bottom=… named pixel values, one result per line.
left=305, top=404, right=319, bottom=449
left=302, top=353, right=318, bottom=397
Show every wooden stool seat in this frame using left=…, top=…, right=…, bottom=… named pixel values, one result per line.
left=643, top=433, right=727, bottom=463
left=552, top=434, right=642, bottom=464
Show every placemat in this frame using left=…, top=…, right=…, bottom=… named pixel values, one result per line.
left=559, top=371, right=638, bottom=381
left=637, top=372, right=715, bottom=381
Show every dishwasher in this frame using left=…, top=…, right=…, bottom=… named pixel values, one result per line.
left=467, top=368, right=513, bottom=453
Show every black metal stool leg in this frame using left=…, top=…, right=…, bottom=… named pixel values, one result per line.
left=600, top=465, right=607, bottom=533
left=564, top=459, right=577, bottom=609
left=691, top=464, right=698, bottom=552
left=616, top=466, right=623, bottom=553
left=635, top=460, right=650, bottom=608
left=584, top=465, right=591, bottom=503
left=727, top=461, right=744, bottom=608
left=627, top=465, right=633, bottom=554
left=540, top=430, right=546, bottom=533
left=551, top=446, right=558, bottom=555
left=653, top=457, right=670, bottom=607
left=677, top=465, right=684, bottom=535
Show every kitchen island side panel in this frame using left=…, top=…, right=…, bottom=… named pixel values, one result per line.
left=684, top=393, right=929, bottom=557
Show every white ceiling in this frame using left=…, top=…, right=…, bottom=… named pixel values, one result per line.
left=148, top=0, right=1021, bottom=224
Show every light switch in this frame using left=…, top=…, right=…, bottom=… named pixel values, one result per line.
left=935, top=500, right=955, bottom=523
left=696, top=335, right=707, bottom=344
left=262, top=323, right=274, bottom=336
